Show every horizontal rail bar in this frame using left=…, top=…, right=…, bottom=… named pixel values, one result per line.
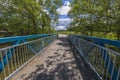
left=0, top=34, right=57, bottom=80
left=69, top=35, right=120, bottom=80
left=74, top=35, right=120, bottom=48
left=0, top=34, right=51, bottom=44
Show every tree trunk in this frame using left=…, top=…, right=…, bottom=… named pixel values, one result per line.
left=42, top=23, right=45, bottom=33
left=32, top=19, right=37, bottom=34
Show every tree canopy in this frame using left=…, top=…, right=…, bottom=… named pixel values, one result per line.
left=68, top=0, right=120, bottom=40
left=0, top=0, right=62, bottom=36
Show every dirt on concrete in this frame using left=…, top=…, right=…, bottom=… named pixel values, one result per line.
left=10, top=34, right=95, bottom=80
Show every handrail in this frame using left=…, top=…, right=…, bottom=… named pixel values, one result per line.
left=74, top=35, right=120, bottom=48
left=0, top=34, right=51, bottom=44
left=0, top=34, right=57, bottom=80
left=69, top=35, right=120, bottom=80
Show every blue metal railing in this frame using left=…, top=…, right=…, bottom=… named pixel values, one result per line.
left=0, top=34, right=51, bottom=44
left=0, top=34, right=57, bottom=80
left=69, top=35, right=120, bottom=80
left=75, top=35, right=120, bottom=48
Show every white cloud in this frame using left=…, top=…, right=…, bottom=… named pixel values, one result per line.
left=57, top=6, right=70, bottom=15
left=56, top=1, right=71, bottom=30
left=64, top=1, right=70, bottom=6
left=58, top=18, right=72, bottom=29
left=58, top=19, right=72, bottom=26
left=58, top=18, right=72, bottom=21
left=57, top=1, right=71, bottom=15
left=55, top=26, right=66, bottom=30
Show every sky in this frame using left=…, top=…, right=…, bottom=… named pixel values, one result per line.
left=55, top=0, right=72, bottom=30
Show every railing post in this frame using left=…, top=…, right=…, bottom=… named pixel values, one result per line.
left=0, top=34, right=55, bottom=80
left=42, top=38, right=44, bottom=49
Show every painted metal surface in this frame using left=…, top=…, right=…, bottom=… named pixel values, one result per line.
left=69, top=35, right=120, bottom=80
left=75, top=35, right=120, bottom=48
left=0, top=34, right=57, bottom=80
left=0, top=34, right=50, bottom=44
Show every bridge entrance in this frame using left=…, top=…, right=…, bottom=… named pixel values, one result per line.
left=0, top=34, right=119, bottom=80
left=10, top=35, right=95, bottom=80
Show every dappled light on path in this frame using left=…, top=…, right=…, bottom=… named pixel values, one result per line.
left=11, top=35, right=95, bottom=80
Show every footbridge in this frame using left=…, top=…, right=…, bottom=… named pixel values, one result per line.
left=0, top=34, right=120, bottom=80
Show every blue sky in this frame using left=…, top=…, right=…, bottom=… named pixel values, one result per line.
left=55, top=0, right=72, bottom=30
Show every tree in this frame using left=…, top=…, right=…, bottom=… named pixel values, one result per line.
left=68, top=0, right=120, bottom=40
left=0, top=0, right=62, bottom=36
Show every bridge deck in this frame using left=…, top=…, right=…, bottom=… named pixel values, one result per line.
left=10, top=35, right=95, bottom=80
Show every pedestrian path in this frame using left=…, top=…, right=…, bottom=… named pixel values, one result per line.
left=10, top=35, right=95, bottom=80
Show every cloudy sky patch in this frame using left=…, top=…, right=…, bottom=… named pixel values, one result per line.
left=56, top=0, right=72, bottom=30
left=57, top=1, right=70, bottom=15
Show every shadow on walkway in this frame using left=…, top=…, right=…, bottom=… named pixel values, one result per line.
left=24, top=36, right=95, bottom=80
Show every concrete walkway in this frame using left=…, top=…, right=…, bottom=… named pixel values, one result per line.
left=11, top=35, right=95, bottom=80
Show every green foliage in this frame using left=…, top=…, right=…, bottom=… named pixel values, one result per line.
left=0, top=0, right=62, bottom=36
left=68, top=0, right=120, bottom=40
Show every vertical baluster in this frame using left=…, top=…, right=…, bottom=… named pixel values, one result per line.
left=41, top=39, right=42, bottom=50
left=100, top=48, right=104, bottom=78
left=36, top=40, right=38, bottom=52
left=96, top=47, right=99, bottom=68
left=27, top=43, right=29, bottom=60
left=117, top=67, right=120, bottom=80
left=93, top=48, right=96, bottom=66
left=98, top=47, right=101, bottom=69
left=23, top=44, right=25, bottom=63
left=12, top=48, right=16, bottom=71
left=24, top=44, right=27, bottom=62
left=94, top=47, right=98, bottom=69
left=9, top=49, right=14, bottom=73
left=47, top=37, right=48, bottom=45
left=105, top=52, right=111, bottom=80
left=36, top=40, right=38, bottom=53
left=28, top=42, right=31, bottom=58
left=42, top=38, right=44, bottom=48
left=52, top=35, right=54, bottom=41
left=5, top=50, right=10, bottom=76
left=16, top=46, right=20, bottom=68
left=100, top=48, right=104, bottom=79
left=53, top=35, right=54, bottom=41
left=21, top=45, right=24, bottom=65
left=19, top=46, right=22, bottom=66
left=21, top=45, right=23, bottom=63
left=22, top=45, right=25, bottom=64
left=31, top=42, right=34, bottom=56
left=101, top=50, right=105, bottom=78
left=13, top=47, right=17, bottom=70
left=33, top=41, right=36, bottom=54
left=103, top=50, right=108, bottom=79
left=39, top=39, right=41, bottom=51
left=0, top=51, right=6, bottom=79
left=79, top=39, right=83, bottom=54
left=97, top=47, right=100, bottom=71
left=37, top=40, right=39, bottom=52
left=49, top=36, right=50, bottom=43
left=78, top=38, right=80, bottom=50
left=50, top=36, right=52, bottom=43
left=111, top=56, right=116, bottom=79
